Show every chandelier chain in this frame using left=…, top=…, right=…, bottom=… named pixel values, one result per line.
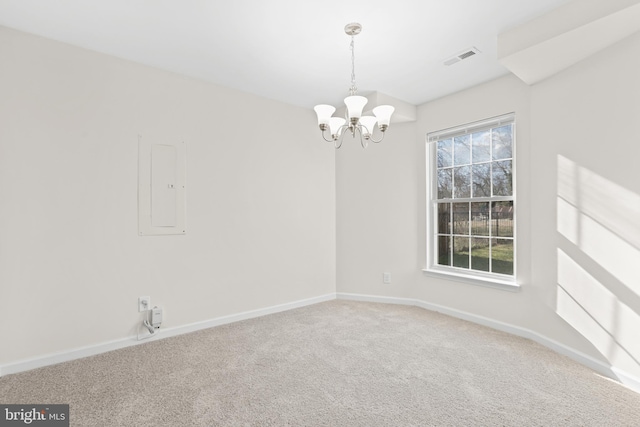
left=349, top=35, right=357, bottom=96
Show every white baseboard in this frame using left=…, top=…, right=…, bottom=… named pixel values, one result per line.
left=336, top=292, right=640, bottom=394
left=611, top=367, right=640, bottom=393
left=4, top=291, right=639, bottom=395
left=0, top=293, right=336, bottom=377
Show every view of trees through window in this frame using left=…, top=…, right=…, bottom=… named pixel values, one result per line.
left=434, top=121, right=514, bottom=276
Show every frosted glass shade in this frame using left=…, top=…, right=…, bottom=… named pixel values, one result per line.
left=359, top=116, right=378, bottom=136
left=329, top=117, right=346, bottom=136
left=373, top=105, right=395, bottom=127
left=344, top=95, right=368, bottom=119
left=314, top=104, right=336, bottom=126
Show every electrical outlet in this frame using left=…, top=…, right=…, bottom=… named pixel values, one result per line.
left=383, top=272, right=391, bottom=284
left=138, top=296, right=151, bottom=312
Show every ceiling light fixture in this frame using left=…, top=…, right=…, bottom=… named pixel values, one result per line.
left=314, top=23, right=394, bottom=149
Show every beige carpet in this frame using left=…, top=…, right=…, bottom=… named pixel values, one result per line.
left=1, top=300, right=639, bottom=426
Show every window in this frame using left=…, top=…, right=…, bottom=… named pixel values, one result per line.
left=426, top=113, right=516, bottom=287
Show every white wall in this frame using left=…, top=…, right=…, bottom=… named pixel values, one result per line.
left=336, top=35, right=640, bottom=380
left=530, top=31, right=640, bottom=378
left=0, top=26, right=336, bottom=366
left=336, top=121, right=419, bottom=298
left=336, top=73, right=542, bottom=324
left=2, top=8, right=639, bottom=385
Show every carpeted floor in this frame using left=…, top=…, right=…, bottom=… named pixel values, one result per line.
left=1, top=300, right=639, bottom=426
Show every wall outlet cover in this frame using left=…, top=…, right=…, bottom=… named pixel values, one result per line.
left=138, top=296, right=151, bottom=312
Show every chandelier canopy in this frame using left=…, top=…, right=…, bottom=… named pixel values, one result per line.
left=314, top=23, right=394, bottom=149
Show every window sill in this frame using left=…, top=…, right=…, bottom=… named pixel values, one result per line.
left=422, top=267, right=521, bottom=292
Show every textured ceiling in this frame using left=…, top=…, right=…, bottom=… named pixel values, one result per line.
left=0, top=0, right=571, bottom=108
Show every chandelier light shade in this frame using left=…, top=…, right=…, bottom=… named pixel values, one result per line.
left=359, top=116, right=378, bottom=138
left=373, top=105, right=394, bottom=128
left=314, top=23, right=395, bottom=148
left=313, top=104, right=336, bottom=128
left=344, top=95, right=368, bottom=121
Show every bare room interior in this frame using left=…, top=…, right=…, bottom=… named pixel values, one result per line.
left=1, top=0, right=640, bottom=425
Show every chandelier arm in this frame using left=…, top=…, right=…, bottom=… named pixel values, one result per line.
left=320, top=129, right=336, bottom=143
left=335, top=124, right=351, bottom=149
left=355, top=126, right=369, bottom=149
left=358, top=121, right=384, bottom=143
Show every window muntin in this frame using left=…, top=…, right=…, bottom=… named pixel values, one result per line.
left=428, top=114, right=515, bottom=280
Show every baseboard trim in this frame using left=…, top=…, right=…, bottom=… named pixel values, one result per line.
left=4, top=291, right=639, bottom=394
left=0, top=293, right=336, bottom=377
left=336, top=292, right=640, bottom=393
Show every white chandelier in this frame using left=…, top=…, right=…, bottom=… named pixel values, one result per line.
left=314, top=23, right=395, bottom=149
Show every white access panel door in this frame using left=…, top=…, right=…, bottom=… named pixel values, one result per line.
left=138, top=136, right=186, bottom=236
left=151, top=144, right=177, bottom=227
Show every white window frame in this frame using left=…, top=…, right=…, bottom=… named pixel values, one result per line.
left=424, top=113, right=519, bottom=292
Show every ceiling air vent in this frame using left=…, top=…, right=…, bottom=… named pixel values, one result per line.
left=443, top=47, right=481, bottom=66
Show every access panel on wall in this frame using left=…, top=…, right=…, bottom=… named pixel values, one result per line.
left=138, top=135, right=186, bottom=235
